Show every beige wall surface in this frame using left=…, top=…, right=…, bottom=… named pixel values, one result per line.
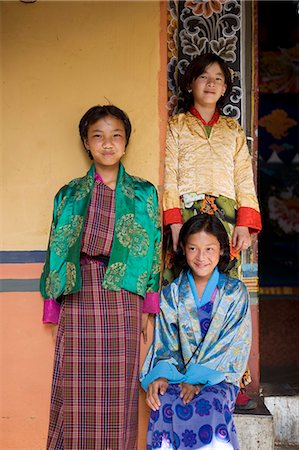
left=1, top=0, right=161, bottom=250
left=0, top=2, right=163, bottom=449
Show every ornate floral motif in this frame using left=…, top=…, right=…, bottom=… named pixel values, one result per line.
left=210, top=35, right=238, bottom=62
left=259, top=109, right=297, bottom=140
left=146, top=192, right=155, bottom=219
left=137, top=272, right=148, bottom=295
left=200, top=197, right=218, bottom=215
left=185, top=0, right=226, bottom=18
left=179, top=2, right=241, bottom=61
left=167, top=14, right=178, bottom=56
left=180, top=31, right=208, bottom=58
left=152, top=240, right=162, bottom=275
left=168, top=56, right=179, bottom=92
left=68, top=177, right=80, bottom=188
left=268, top=195, right=299, bottom=234
left=52, top=215, right=84, bottom=259
left=64, top=262, right=76, bottom=294
left=115, top=215, right=150, bottom=256
left=146, top=192, right=161, bottom=228
left=167, top=94, right=178, bottom=114
left=195, top=398, right=212, bottom=416
left=182, top=428, right=197, bottom=447
left=104, top=262, right=126, bottom=290
left=73, top=175, right=93, bottom=200
left=49, top=223, right=55, bottom=247
left=161, top=431, right=171, bottom=446
left=167, top=2, right=179, bottom=115
left=155, top=210, right=161, bottom=229
left=131, top=223, right=149, bottom=257
left=53, top=216, right=83, bottom=258
left=168, top=0, right=242, bottom=117
left=45, top=270, right=61, bottom=298
left=223, top=85, right=242, bottom=119
left=121, top=175, right=134, bottom=199
left=115, top=213, right=134, bottom=247
left=152, top=430, right=162, bottom=448
left=56, top=196, right=67, bottom=220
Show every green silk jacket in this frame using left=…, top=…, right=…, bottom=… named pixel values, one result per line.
left=40, top=163, right=161, bottom=301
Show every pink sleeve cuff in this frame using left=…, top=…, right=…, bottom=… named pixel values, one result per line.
left=143, top=292, right=160, bottom=314
left=43, top=298, right=61, bottom=324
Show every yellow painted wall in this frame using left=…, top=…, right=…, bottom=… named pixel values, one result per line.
left=1, top=0, right=161, bottom=250
left=0, top=2, right=164, bottom=449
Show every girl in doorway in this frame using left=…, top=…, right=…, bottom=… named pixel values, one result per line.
left=163, top=52, right=261, bottom=281
left=163, top=53, right=261, bottom=407
left=40, top=105, right=161, bottom=450
left=141, top=213, right=251, bottom=449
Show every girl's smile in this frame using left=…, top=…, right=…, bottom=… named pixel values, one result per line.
left=190, top=62, right=227, bottom=109
left=184, top=230, right=223, bottom=284
left=84, top=116, right=126, bottom=172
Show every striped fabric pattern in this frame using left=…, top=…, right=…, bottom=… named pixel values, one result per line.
left=47, top=181, right=142, bottom=450
left=81, top=178, right=115, bottom=257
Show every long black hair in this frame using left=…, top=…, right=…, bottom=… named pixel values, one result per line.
left=175, top=213, right=231, bottom=273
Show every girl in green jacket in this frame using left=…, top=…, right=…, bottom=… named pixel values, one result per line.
left=40, top=105, right=161, bottom=450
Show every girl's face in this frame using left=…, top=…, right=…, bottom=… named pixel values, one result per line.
left=184, top=230, right=223, bottom=283
left=84, top=115, right=126, bottom=171
left=190, top=62, right=227, bottom=109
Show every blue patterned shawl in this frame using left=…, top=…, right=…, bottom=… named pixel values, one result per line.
left=140, top=271, right=251, bottom=390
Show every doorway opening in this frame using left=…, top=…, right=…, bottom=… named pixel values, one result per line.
left=258, top=0, right=299, bottom=388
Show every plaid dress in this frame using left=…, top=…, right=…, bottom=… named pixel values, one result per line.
left=47, top=178, right=143, bottom=450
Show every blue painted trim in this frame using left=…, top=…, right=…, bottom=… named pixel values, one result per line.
left=242, top=263, right=258, bottom=278
left=0, top=279, right=40, bottom=292
left=0, top=251, right=46, bottom=264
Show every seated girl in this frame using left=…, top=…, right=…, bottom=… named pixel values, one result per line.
left=140, top=213, right=251, bottom=450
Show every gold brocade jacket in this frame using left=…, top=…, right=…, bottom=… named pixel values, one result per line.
left=163, top=112, right=260, bottom=214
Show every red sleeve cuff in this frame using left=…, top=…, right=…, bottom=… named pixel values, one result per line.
left=143, top=292, right=160, bottom=314
left=236, top=207, right=262, bottom=234
left=163, top=208, right=184, bottom=226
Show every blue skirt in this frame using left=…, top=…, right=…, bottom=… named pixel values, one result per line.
left=147, top=382, right=239, bottom=450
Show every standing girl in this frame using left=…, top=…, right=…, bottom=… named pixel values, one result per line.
left=40, top=105, right=161, bottom=450
left=141, top=214, right=251, bottom=449
left=163, top=52, right=261, bottom=282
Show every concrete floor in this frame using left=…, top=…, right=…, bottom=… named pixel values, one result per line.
left=261, top=368, right=299, bottom=448
left=274, top=446, right=299, bottom=450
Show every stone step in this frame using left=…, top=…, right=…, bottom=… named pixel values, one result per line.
left=275, top=446, right=299, bottom=450
left=261, top=383, right=299, bottom=448
left=234, top=397, right=274, bottom=449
